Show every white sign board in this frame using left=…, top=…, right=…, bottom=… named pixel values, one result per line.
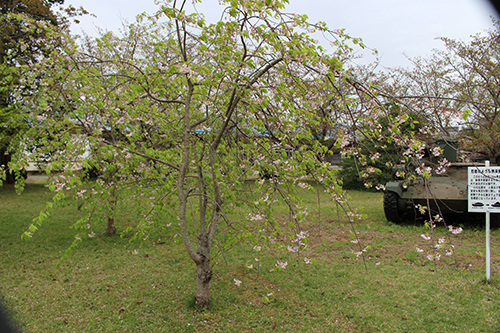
left=468, top=165, right=500, bottom=212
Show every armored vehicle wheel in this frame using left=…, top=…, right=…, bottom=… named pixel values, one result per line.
left=384, top=191, right=401, bottom=223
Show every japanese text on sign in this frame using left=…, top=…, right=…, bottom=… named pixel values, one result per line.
left=468, top=166, right=500, bottom=212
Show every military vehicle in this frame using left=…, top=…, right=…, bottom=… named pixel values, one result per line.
left=383, top=137, right=499, bottom=224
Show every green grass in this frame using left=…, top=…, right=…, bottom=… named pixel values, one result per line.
left=1, top=184, right=499, bottom=332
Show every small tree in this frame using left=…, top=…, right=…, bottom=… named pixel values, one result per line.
left=12, top=0, right=382, bottom=307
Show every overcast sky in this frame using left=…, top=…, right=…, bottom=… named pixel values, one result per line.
left=67, top=0, right=498, bottom=69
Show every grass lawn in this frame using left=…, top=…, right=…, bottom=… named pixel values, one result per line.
left=0, top=183, right=499, bottom=332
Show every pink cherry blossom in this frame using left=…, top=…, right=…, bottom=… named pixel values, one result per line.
left=275, top=260, right=288, bottom=269
left=448, top=226, right=463, bottom=234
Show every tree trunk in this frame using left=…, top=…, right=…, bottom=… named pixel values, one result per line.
left=195, top=257, right=212, bottom=308
left=107, top=217, right=117, bottom=235
left=195, top=234, right=212, bottom=308
left=106, top=187, right=118, bottom=235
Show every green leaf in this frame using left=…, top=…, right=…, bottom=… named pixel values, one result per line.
left=462, top=109, right=471, bottom=121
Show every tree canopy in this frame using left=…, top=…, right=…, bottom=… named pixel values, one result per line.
left=0, top=0, right=64, bottom=64
left=8, top=0, right=381, bottom=307
left=0, top=0, right=68, bottom=183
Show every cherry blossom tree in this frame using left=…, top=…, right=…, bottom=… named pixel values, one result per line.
left=9, top=0, right=380, bottom=308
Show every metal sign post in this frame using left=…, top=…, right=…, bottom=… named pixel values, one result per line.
left=468, top=161, right=500, bottom=282
left=486, top=209, right=490, bottom=281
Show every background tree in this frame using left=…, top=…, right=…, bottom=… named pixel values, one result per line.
left=0, top=0, right=88, bottom=184
left=0, top=0, right=63, bottom=183
left=0, top=0, right=64, bottom=62
left=376, top=21, right=500, bottom=164
left=440, top=25, right=500, bottom=164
